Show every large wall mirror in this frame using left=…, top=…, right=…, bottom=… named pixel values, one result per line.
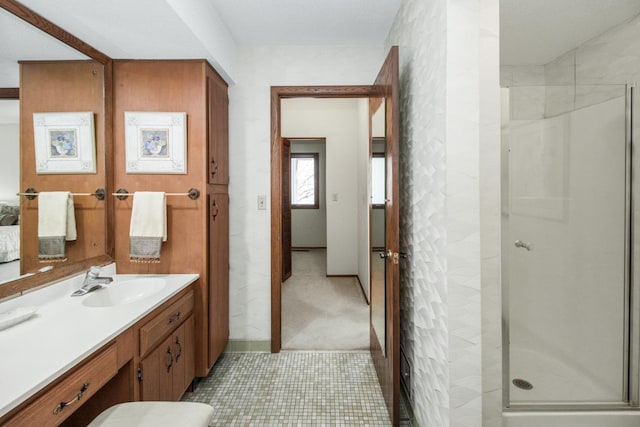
left=0, top=1, right=112, bottom=299
left=370, top=97, right=386, bottom=356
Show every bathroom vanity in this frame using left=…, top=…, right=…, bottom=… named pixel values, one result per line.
left=0, top=269, right=199, bottom=426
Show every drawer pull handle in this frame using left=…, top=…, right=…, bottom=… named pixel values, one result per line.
left=168, top=311, right=181, bottom=324
left=53, top=383, right=89, bottom=414
left=166, top=346, right=173, bottom=372
left=175, top=336, right=182, bottom=362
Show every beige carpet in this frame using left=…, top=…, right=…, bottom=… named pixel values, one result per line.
left=282, top=249, right=370, bottom=350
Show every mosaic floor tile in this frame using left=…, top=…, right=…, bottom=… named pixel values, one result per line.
left=182, top=351, right=392, bottom=426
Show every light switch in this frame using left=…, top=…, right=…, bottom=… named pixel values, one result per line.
left=257, top=195, right=266, bottom=210
left=332, top=193, right=338, bottom=202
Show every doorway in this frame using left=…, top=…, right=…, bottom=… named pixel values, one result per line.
left=280, top=118, right=369, bottom=351
left=271, top=41, right=398, bottom=427
left=270, top=85, right=372, bottom=353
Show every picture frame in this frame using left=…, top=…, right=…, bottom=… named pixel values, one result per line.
left=33, top=112, right=96, bottom=174
left=124, top=112, right=187, bottom=174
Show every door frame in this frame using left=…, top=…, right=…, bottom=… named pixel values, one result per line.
left=270, top=85, right=371, bottom=353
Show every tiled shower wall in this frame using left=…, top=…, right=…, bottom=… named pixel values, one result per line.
left=502, top=11, right=640, bottom=119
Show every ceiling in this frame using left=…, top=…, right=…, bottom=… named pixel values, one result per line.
left=3, top=1, right=640, bottom=85
left=0, top=7, right=86, bottom=87
left=209, top=0, right=402, bottom=45
left=501, top=0, right=640, bottom=65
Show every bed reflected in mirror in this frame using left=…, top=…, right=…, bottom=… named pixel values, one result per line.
left=0, top=99, right=23, bottom=284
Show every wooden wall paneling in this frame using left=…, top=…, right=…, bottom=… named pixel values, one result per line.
left=113, top=60, right=209, bottom=376
left=104, top=60, right=115, bottom=259
left=20, top=61, right=107, bottom=274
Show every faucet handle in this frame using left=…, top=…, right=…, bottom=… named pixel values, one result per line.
left=87, top=266, right=102, bottom=279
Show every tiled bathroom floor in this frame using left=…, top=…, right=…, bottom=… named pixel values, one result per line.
left=182, top=351, right=393, bottom=426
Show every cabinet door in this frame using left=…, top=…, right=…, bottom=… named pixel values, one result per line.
left=139, top=335, right=174, bottom=401
left=207, top=74, right=229, bottom=185
left=172, top=316, right=195, bottom=400
left=208, top=190, right=229, bottom=367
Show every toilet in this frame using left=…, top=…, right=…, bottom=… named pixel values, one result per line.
left=88, top=401, right=214, bottom=427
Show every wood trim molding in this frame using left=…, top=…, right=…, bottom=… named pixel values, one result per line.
left=271, top=85, right=371, bottom=353
left=0, top=255, right=113, bottom=300
left=0, top=88, right=19, bottom=99
left=0, top=0, right=110, bottom=64
left=273, top=85, right=371, bottom=99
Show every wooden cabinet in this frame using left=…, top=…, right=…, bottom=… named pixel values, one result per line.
left=114, top=60, right=230, bottom=376
left=3, top=344, right=118, bottom=427
left=139, top=290, right=195, bottom=401
left=208, top=189, right=229, bottom=367
left=207, top=72, right=229, bottom=185
left=206, top=64, right=230, bottom=370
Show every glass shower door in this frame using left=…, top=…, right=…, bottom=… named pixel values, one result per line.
left=505, top=84, right=630, bottom=406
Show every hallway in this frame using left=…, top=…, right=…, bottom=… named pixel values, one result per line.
left=281, top=249, right=369, bottom=350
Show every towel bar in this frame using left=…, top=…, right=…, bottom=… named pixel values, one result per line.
left=113, top=188, right=200, bottom=200
left=17, top=188, right=106, bottom=200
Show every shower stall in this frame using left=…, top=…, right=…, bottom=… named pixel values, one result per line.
left=502, top=83, right=640, bottom=425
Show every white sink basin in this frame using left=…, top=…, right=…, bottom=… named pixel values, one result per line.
left=82, top=278, right=167, bottom=307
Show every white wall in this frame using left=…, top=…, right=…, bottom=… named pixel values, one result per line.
left=479, top=0, right=502, bottom=424
left=290, top=140, right=327, bottom=248
left=0, top=100, right=20, bottom=201
left=446, top=0, right=483, bottom=425
left=282, top=98, right=364, bottom=275
left=0, top=124, right=19, bottom=201
left=386, top=0, right=499, bottom=425
left=386, top=0, right=449, bottom=424
left=228, top=45, right=385, bottom=341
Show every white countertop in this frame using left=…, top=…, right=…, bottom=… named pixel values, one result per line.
left=0, top=266, right=198, bottom=418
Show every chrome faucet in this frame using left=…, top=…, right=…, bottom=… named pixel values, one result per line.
left=71, top=266, right=113, bottom=296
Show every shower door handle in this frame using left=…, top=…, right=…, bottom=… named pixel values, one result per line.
left=514, top=240, right=532, bottom=251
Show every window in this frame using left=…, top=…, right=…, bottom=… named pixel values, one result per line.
left=372, top=153, right=385, bottom=208
left=291, top=153, right=319, bottom=209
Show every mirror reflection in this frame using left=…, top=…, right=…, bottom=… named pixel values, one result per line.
left=0, top=99, right=21, bottom=283
left=370, top=97, right=386, bottom=356
left=0, top=6, right=106, bottom=289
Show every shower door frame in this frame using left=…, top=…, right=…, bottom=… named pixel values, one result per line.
left=502, top=85, right=638, bottom=412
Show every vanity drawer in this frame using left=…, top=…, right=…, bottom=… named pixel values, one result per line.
left=5, top=343, right=118, bottom=427
left=140, top=290, right=194, bottom=357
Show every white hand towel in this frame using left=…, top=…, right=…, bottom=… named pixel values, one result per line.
left=129, top=192, right=166, bottom=263
left=38, top=192, right=76, bottom=262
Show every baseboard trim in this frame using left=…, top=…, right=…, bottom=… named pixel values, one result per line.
left=224, top=340, right=271, bottom=353
left=356, top=275, right=370, bottom=305
left=292, top=246, right=326, bottom=250
left=326, top=274, right=356, bottom=278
